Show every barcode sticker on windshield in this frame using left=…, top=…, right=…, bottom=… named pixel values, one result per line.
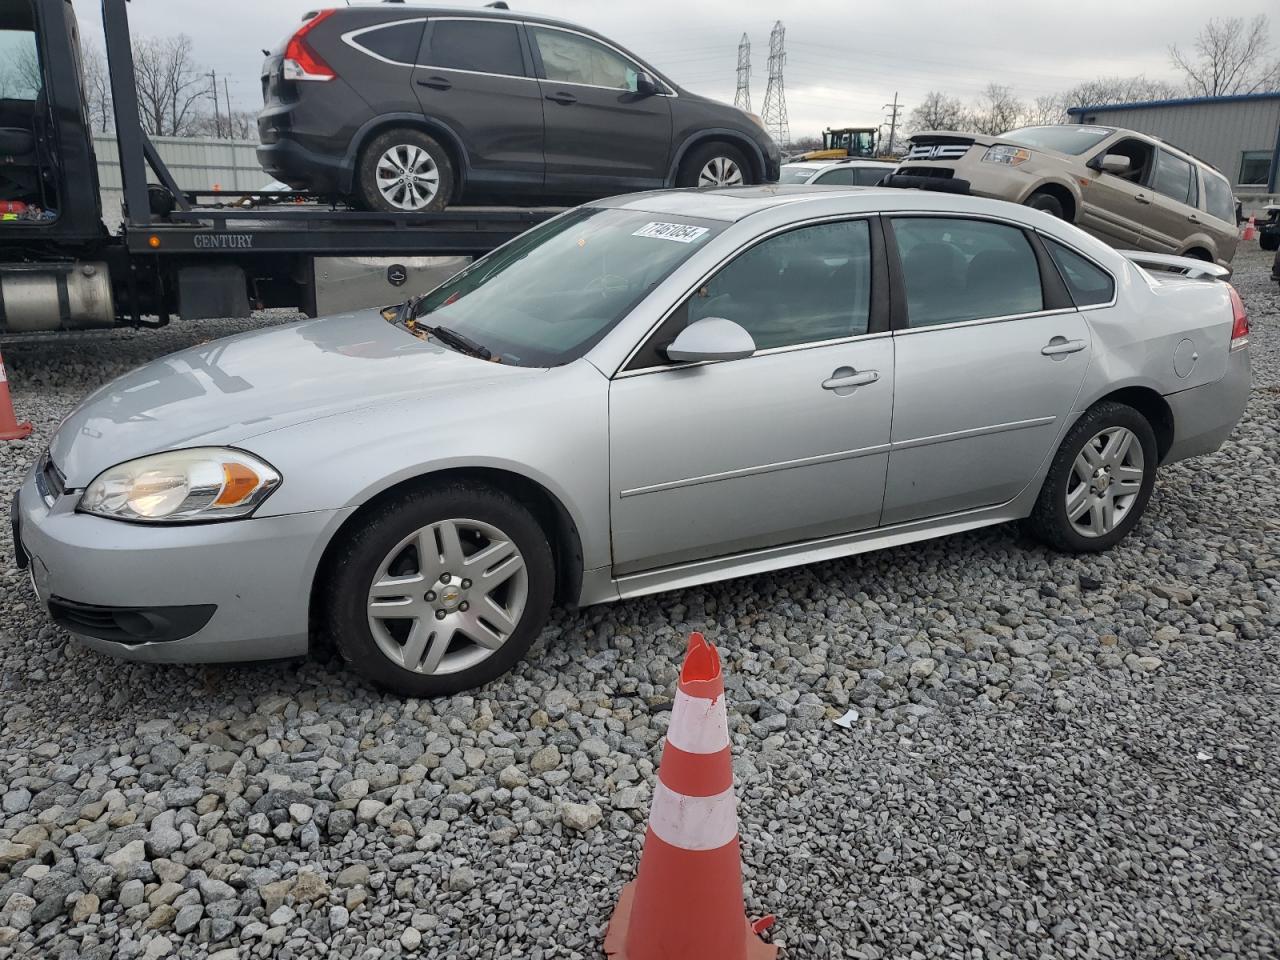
left=633, top=222, right=709, bottom=243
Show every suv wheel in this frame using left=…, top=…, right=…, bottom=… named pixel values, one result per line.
left=677, top=141, right=753, bottom=188
left=324, top=483, right=555, bottom=696
left=357, top=128, right=454, bottom=213
left=1025, top=190, right=1066, bottom=219
left=1024, top=401, right=1158, bottom=553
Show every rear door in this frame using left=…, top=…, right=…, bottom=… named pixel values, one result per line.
left=883, top=215, right=1091, bottom=525
left=526, top=25, right=672, bottom=197
left=412, top=17, right=544, bottom=196
left=1141, top=148, right=1198, bottom=253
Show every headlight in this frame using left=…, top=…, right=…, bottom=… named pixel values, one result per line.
left=79, top=448, right=281, bottom=523
left=982, top=145, right=1031, bottom=166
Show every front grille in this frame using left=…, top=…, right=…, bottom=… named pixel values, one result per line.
left=896, top=166, right=955, bottom=180
left=34, top=454, right=65, bottom=508
left=904, top=143, right=971, bottom=162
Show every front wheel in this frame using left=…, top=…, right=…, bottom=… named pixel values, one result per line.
left=1024, top=402, right=1158, bottom=553
left=676, top=141, right=753, bottom=188
left=1025, top=190, right=1066, bottom=219
left=324, top=483, right=555, bottom=696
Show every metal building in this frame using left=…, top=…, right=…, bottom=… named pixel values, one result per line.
left=1067, top=92, right=1280, bottom=195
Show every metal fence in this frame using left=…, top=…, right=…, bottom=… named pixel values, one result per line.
left=93, top=133, right=264, bottom=226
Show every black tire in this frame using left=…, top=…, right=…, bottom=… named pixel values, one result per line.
left=1024, top=401, right=1158, bottom=553
left=356, top=128, right=454, bottom=213
left=323, top=482, right=554, bottom=697
left=676, top=141, right=754, bottom=188
left=1025, top=190, right=1066, bottom=219
left=1259, top=231, right=1280, bottom=252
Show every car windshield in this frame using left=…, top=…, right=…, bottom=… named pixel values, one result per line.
left=779, top=165, right=820, bottom=183
left=1001, top=125, right=1114, bottom=155
left=397, top=207, right=724, bottom=367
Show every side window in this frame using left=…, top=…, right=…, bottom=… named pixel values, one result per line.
left=1202, top=170, right=1235, bottom=223
left=353, top=22, right=425, bottom=65
left=0, top=27, right=41, bottom=100
left=892, top=217, right=1043, bottom=327
left=813, top=167, right=856, bottom=185
left=686, top=220, right=873, bottom=351
left=1099, top=138, right=1154, bottom=184
left=531, top=27, right=638, bottom=91
left=421, top=20, right=525, bottom=77
left=1044, top=238, right=1114, bottom=307
left=853, top=168, right=889, bottom=186
left=1151, top=150, right=1193, bottom=204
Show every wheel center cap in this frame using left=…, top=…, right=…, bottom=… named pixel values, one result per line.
left=438, top=585, right=463, bottom=608
left=1091, top=467, right=1112, bottom=494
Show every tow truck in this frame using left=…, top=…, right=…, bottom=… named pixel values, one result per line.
left=0, top=0, right=559, bottom=334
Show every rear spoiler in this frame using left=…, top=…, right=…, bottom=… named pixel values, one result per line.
left=879, top=173, right=972, bottom=195
left=1119, top=251, right=1231, bottom=281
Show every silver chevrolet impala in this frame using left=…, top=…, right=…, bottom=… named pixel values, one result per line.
left=13, top=186, right=1251, bottom=696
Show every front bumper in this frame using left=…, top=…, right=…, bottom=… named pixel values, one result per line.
left=13, top=468, right=350, bottom=663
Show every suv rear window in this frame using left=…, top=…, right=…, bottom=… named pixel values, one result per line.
left=1151, top=150, right=1194, bottom=205
left=1202, top=170, right=1235, bottom=223
left=422, top=20, right=525, bottom=77
left=352, top=22, right=424, bottom=65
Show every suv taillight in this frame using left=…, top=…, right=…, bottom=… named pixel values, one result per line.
left=283, top=9, right=337, bottom=82
left=1228, top=285, right=1249, bottom=352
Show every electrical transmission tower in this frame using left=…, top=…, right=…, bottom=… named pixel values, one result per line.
left=760, top=21, right=789, bottom=147
left=734, top=33, right=751, bottom=112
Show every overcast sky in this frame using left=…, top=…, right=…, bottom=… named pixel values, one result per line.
left=78, top=0, right=1279, bottom=137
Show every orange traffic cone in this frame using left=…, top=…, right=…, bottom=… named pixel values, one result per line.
left=605, top=633, right=777, bottom=960
left=0, top=347, right=32, bottom=441
left=1242, top=216, right=1257, bottom=241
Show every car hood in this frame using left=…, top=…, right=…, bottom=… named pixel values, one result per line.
left=50, top=310, right=542, bottom=486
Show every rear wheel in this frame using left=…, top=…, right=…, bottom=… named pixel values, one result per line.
left=324, top=483, right=554, bottom=696
left=677, top=141, right=753, bottom=188
left=356, top=128, right=454, bottom=213
left=1024, top=402, right=1158, bottom=553
left=1025, top=190, right=1066, bottom=219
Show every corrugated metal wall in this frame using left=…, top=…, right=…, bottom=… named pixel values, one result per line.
left=93, top=134, right=264, bottom=226
left=1072, top=98, right=1280, bottom=192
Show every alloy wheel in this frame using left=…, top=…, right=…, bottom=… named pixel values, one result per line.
left=366, top=518, right=528, bottom=675
left=1065, top=426, right=1145, bottom=538
left=375, top=144, right=440, bottom=210
left=698, top=156, right=745, bottom=187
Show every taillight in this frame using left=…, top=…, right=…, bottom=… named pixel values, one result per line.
left=1228, top=285, right=1249, bottom=352
left=283, top=9, right=337, bottom=82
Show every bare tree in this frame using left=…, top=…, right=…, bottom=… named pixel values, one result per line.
left=906, top=91, right=967, bottom=133
left=133, top=34, right=208, bottom=136
left=1020, top=94, right=1067, bottom=127
left=968, top=83, right=1023, bottom=136
left=1063, top=74, right=1181, bottom=109
left=82, top=43, right=114, bottom=133
left=1170, top=15, right=1280, bottom=96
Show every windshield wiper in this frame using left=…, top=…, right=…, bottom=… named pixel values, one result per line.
left=421, top=324, right=492, bottom=361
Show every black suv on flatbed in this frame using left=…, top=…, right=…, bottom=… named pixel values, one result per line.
left=257, top=6, right=780, bottom=211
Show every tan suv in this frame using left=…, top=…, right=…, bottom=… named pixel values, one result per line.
left=894, top=124, right=1239, bottom=265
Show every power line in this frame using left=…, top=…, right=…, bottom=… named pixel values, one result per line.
left=734, top=33, right=751, bottom=113
left=760, top=21, right=790, bottom=147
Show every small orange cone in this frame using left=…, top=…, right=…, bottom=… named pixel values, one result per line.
left=1242, top=216, right=1257, bottom=241
left=605, top=633, right=777, bottom=960
left=0, top=347, right=32, bottom=441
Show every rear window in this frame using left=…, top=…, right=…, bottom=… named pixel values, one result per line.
left=813, top=167, right=856, bottom=185
left=1151, top=150, right=1194, bottom=205
left=1044, top=238, right=1114, bottom=307
left=1202, top=170, right=1235, bottom=224
left=352, top=22, right=424, bottom=65
left=1001, top=125, right=1113, bottom=156
left=778, top=165, right=818, bottom=184
left=422, top=20, right=525, bottom=77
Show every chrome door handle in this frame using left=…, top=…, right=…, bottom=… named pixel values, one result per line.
left=822, top=369, right=879, bottom=390
left=1041, top=338, right=1087, bottom=357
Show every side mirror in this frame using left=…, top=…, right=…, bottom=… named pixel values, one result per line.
left=633, top=71, right=659, bottom=96
left=1097, top=154, right=1131, bottom=175
left=664, top=317, right=756, bottom=363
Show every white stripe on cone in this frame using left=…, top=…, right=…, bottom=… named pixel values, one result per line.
left=666, top=688, right=730, bottom=755
left=647, top=781, right=739, bottom=851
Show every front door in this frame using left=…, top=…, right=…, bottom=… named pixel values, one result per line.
left=1079, top=136, right=1157, bottom=248
left=412, top=18, right=544, bottom=196
left=883, top=216, right=1091, bottom=525
left=609, top=219, right=892, bottom=573
left=526, top=25, right=672, bottom=197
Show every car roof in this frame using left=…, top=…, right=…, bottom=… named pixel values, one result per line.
left=590, top=185, right=1048, bottom=223
left=330, top=4, right=608, bottom=36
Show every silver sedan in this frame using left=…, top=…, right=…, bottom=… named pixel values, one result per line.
left=13, top=186, right=1252, bottom=696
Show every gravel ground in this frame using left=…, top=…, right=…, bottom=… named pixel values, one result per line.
left=0, top=248, right=1277, bottom=960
